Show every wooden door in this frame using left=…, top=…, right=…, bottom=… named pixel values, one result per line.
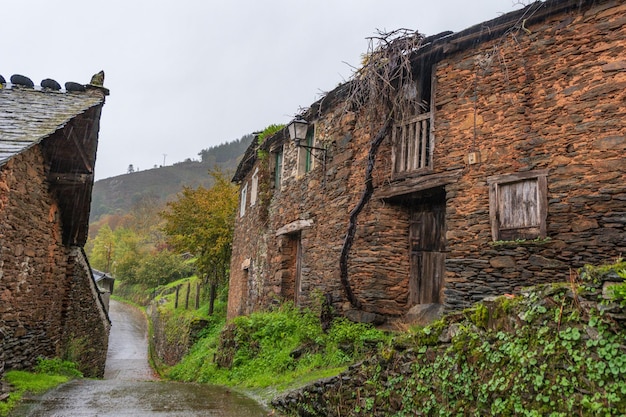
left=294, top=235, right=302, bottom=305
left=280, top=232, right=302, bottom=305
left=409, top=198, right=446, bottom=305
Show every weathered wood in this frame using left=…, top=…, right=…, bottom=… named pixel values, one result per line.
left=429, top=64, right=437, bottom=169
left=418, top=252, right=445, bottom=304
left=486, top=169, right=549, bottom=185
left=48, top=172, right=92, bottom=185
left=294, top=236, right=302, bottom=305
left=392, top=112, right=432, bottom=176
left=488, top=170, right=548, bottom=241
left=376, top=169, right=462, bottom=200
left=409, top=200, right=446, bottom=305
left=498, top=179, right=538, bottom=231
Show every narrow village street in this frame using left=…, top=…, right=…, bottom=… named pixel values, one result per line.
left=11, top=300, right=268, bottom=417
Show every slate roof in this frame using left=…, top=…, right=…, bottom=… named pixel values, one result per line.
left=231, top=0, right=594, bottom=184
left=0, top=77, right=108, bottom=246
left=92, top=269, right=115, bottom=286
left=0, top=84, right=106, bottom=166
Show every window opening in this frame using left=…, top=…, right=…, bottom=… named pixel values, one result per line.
left=239, top=182, right=248, bottom=217
left=298, top=125, right=316, bottom=176
left=274, top=146, right=283, bottom=188
left=250, top=168, right=259, bottom=206
left=488, top=170, right=548, bottom=241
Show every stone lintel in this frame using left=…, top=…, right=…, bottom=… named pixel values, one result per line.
left=275, top=219, right=314, bottom=236
left=241, top=258, right=251, bottom=270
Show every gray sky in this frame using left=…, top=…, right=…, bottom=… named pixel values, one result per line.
left=2, top=1, right=524, bottom=180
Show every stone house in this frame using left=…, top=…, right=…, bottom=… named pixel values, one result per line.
left=0, top=74, right=111, bottom=378
left=93, top=269, right=115, bottom=312
left=227, top=0, right=625, bottom=324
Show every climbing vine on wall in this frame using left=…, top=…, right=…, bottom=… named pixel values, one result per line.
left=339, top=29, right=425, bottom=308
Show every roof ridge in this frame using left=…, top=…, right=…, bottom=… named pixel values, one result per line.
left=0, top=72, right=108, bottom=95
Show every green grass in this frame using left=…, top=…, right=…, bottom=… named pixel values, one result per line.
left=166, top=303, right=388, bottom=393
left=0, top=358, right=80, bottom=417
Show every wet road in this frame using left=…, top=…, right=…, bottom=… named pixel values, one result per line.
left=103, top=300, right=158, bottom=381
left=12, top=300, right=268, bottom=416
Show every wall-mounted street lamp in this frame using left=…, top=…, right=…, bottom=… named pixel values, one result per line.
left=287, top=117, right=309, bottom=147
left=287, top=117, right=327, bottom=186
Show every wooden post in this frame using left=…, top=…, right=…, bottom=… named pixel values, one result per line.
left=185, top=281, right=191, bottom=310
left=195, top=282, right=201, bottom=310
left=175, top=285, right=180, bottom=309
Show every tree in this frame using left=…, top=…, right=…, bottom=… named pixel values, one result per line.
left=160, top=169, right=238, bottom=314
left=123, top=193, right=166, bottom=246
left=89, top=224, right=115, bottom=272
left=134, top=249, right=191, bottom=287
left=87, top=225, right=144, bottom=281
left=111, top=227, right=143, bottom=282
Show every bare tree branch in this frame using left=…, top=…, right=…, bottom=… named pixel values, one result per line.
left=339, top=29, right=424, bottom=309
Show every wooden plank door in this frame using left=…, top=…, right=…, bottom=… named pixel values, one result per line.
left=409, top=201, right=446, bottom=305
left=294, top=235, right=302, bottom=305
left=279, top=232, right=302, bottom=305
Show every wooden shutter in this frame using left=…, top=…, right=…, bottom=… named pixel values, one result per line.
left=305, top=127, right=314, bottom=172
left=498, top=178, right=539, bottom=239
left=488, top=171, right=548, bottom=241
left=274, top=148, right=283, bottom=188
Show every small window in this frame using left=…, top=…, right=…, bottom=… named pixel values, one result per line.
left=273, top=146, right=283, bottom=188
left=297, top=125, right=315, bottom=176
left=250, top=168, right=259, bottom=206
left=240, top=183, right=248, bottom=217
left=488, top=170, right=548, bottom=241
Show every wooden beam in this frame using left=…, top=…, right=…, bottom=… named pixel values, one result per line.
left=66, top=122, right=94, bottom=174
left=48, top=172, right=92, bottom=185
left=376, top=169, right=462, bottom=199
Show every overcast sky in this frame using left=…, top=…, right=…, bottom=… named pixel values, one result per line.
left=2, top=1, right=525, bottom=180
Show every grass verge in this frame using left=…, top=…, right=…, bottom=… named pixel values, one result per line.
left=0, top=358, right=81, bottom=417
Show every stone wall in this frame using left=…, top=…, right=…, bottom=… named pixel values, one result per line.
left=61, top=248, right=111, bottom=377
left=431, top=1, right=626, bottom=309
left=228, top=0, right=625, bottom=322
left=149, top=301, right=208, bottom=366
left=229, top=108, right=415, bottom=320
left=228, top=158, right=272, bottom=319
left=271, top=275, right=626, bottom=416
left=0, top=145, right=110, bottom=378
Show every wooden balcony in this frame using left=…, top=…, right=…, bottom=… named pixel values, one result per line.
left=391, top=112, right=432, bottom=176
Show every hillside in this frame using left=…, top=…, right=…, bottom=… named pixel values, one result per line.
left=90, top=135, right=253, bottom=221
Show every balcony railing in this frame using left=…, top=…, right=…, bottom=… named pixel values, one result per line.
left=391, top=112, right=432, bottom=175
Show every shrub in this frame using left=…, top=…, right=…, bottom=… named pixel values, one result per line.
left=168, top=304, right=389, bottom=389
left=35, top=357, right=83, bottom=378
